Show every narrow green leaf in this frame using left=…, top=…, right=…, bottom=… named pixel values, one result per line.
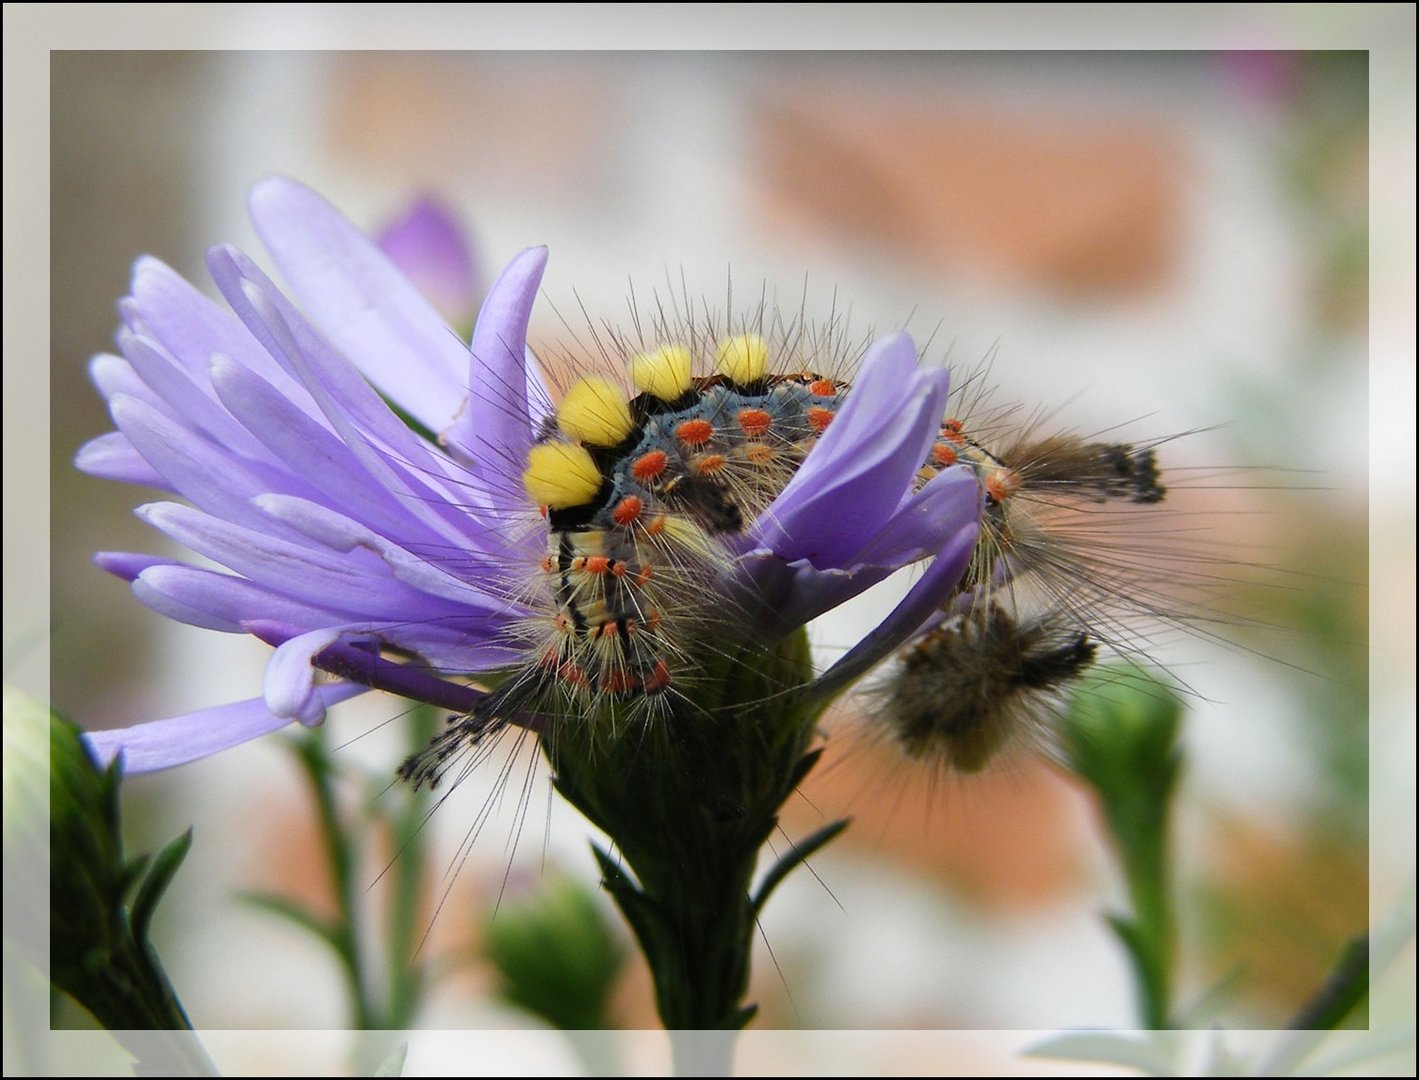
left=1287, top=936, right=1368, bottom=1031
left=751, top=818, right=849, bottom=915
left=238, top=892, right=342, bottom=951
left=786, top=747, right=825, bottom=790
left=120, top=853, right=153, bottom=902
left=590, top=845, right=659, bottom=967
left=131, top=829, right=194, bottom=947
left=1254, top=934, right=1375, bottom=1076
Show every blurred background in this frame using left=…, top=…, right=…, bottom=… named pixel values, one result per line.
left=21, top=9, right=1413, bottom=1076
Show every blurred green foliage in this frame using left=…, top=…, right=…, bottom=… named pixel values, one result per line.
left=483, top=876, right=625, bottom=1030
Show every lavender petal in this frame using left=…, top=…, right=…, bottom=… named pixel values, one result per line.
left=247, top=177, right=470, bottom=434
left=74, top=432, right=169, bottom=489
left=132, top=564, right=336, bottom=634
left=755, top=333, right=948, bottom=567
left=130, top=256, right=315, bottom=410
left=810, top=520, right=981, bottom=702
left=83, top=683, right=367, bottom=774
left=209, top=245, right=506, bottom=548
left=444, top=246, right=549, bottom=504
left=93, top=551, right=171, bottom=582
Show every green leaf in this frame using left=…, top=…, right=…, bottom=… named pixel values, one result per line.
left=238, top=891, right=342, bottom=951
left=1287, top=935, right=1368, bottom=1031
left=121, top=852, right=153, bottom=902
left=1254, top=934, right=1376, bottom=1076
left=786, top=746, right=825, bottom=790
left=751, top=818, right=849, bottom=915
left=36, top=696, right=217, bottom=1073
left=592, top=844, right=661, bottom=972
left=131, top=829, right=194, bottom=947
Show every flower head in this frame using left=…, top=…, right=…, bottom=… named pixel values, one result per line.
left=77, top=178, right=984, bottom=774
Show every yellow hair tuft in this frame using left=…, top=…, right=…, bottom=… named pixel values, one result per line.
left=628, top=344, right=694, bottom=401
left=523, top=442, right=604, bottom=509
left=716, top=334, right=769, bottom=385
left=556, top=376, right=635, bottom=447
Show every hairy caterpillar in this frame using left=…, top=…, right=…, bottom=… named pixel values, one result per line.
left=400, top=307, right=862, bottom=788
left=400, top=299, right=1202, bottom=789
left=869, top=366, right=1245, bottom=773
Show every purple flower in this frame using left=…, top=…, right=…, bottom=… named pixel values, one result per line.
left=374, top=196, right=483, bottom=325
left=77, top=177, right=981, bottom=773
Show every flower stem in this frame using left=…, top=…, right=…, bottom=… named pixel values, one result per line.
left=382, top=704, right=439, bottom=1029
left=291, top=729, right=377, bottom=1030
left=545, top=628, right=830, bottom=1039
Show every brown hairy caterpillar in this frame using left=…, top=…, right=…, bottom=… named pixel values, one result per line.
left=870, top=366, right=1244, bottom=774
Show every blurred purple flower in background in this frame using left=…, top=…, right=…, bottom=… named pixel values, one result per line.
left=374, top=195, right=484, bottom=326
left=76, top=177, right=981, bottom=773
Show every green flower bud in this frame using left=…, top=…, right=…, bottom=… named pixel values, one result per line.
left=484, top=876, right=624, bottom=1030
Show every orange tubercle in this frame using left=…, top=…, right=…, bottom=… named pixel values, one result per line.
left=558, top=662, right=589, bottom=689
left=602, top=667, right=637, bottom=694
left=642, top=659, right=672, bottom=693
left=808, top=406, right=835, bottom=433
left=737, top=408, right=772, bottom=437
left=676, top=418, right=714, bottom=447
left=612, top=495, right=643, bottom=525
left=985, top=470, right=1021, bottom=503
left=631, top=450, right=668, bottom=482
